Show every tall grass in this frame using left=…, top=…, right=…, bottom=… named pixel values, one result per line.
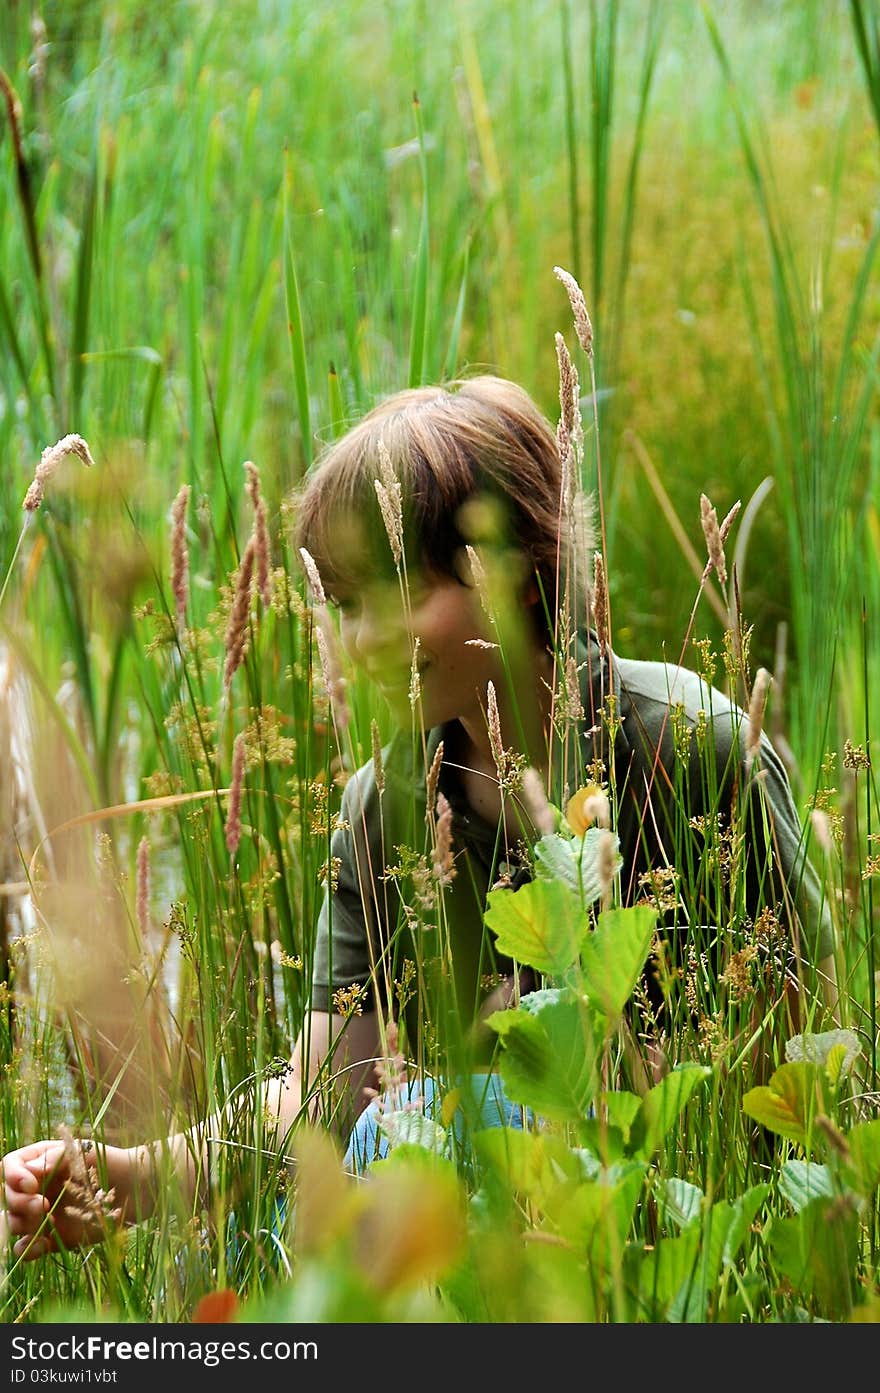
left=0, top=0, right=877, bottom=1324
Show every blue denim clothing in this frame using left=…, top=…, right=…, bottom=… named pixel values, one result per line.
left=344, top=1072, right=530, bottom=1173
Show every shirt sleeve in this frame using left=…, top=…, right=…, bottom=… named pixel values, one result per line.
left=746, top=728, right=835, bottom=963
left=309, top=763, right=383, bottom=1011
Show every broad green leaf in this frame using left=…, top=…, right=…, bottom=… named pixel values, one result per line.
left=769, top=1197, right=860, bottom=1320
left=666, top=1201, right=736, bottom=1323
left=487, top=991, right=598, bottom=1121
left=485, top=878, right=587, bottom=975
left=722, top=1184, right=770, bottom=1265
left=629, top=1230, right=701, bottom=1322
left=576, top=1121, right=628, bottom=1164
left=742, top=1062, right=823, bottom=1146
left=544, top=1161, right=646, bottom=1261
left=658, top=1177, right=704, bottom=1230
left=579, top=904, right=657, bottom=1020
left=600, top=1090, right=643, bottom=1143
left=533, top=827, right=621, bottom=903
left=473, top=1127, right=584, bottom=1207
left=785, top=1028, right=861, bottom=1079
left=843, top=1119, right=880, bottom=1198
left=780, top=1160, right=835, bottom=1212
left=377, top=1110, right=447, bottom=1155
left=632, top=1064, right=711, bottom=1158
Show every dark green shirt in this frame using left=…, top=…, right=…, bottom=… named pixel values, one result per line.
left=311, top=634, right=833, bottom=1055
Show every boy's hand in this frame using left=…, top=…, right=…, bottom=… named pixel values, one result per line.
left=1, top=1139, right=125, bottom=1261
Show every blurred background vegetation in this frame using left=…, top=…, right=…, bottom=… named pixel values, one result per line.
left=2, top=0, right=877, bottom=789
left=1, top=0, right=878, bottom=1322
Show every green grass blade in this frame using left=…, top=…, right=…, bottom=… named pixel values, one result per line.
left=408, top=93, right=430, bottom=389
left=283, top=154, right=313, bottom=474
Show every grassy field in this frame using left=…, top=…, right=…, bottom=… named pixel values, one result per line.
left=1, top=0, right=879, bottom=1324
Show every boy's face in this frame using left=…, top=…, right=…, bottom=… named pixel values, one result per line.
left=335, top=573, right=503, bottom=730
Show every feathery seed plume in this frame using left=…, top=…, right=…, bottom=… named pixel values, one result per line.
left=553, top=266, right=594, bottom=358
left=555, top=331, right=580, bottom=443
left=375, top=439, right=404, bottom=568
left=745, top=667, right=771, bottom=768
left=23, top=434, right=94, bottom=513
left=408, top=636, right=422, bottom=709
left=700, top=492, right=735, bottom=587
left=170, top=484, right=190, bottom=631
left=595, top=827, right=618, bottom=908
left=135, top=836, right=151, bottom=944
left=465, top=543, right=493, bottom=620
left=425, top=739, right=444, bottom=817
left=225, top=732, right=246, bottom=855
left=486, top=680, right=505, bottom=777
left=810, top=808, right=833, bottom=854
left=315, top=621, right=350, bottom=730
left=432, top=792, right=457, bottom=887
left=298, top=547, right=326, bottom=606
left=371, top=718, right=385, bottom=796
left=719, top=500, right=741, bottom=545
left=520, top=766, right=555, bottom=837
left=245, top=461, right=272, bottom=608
left=223, top=536, right=256, bottom=692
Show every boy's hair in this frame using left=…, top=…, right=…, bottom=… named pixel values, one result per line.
left=292, top=374, right=590, bottom=639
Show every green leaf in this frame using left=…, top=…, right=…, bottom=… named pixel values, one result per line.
left=601, top=1090, right=643, bottom=1143
left=484, top=877, right=587, bottom=975
left=487, top=990, right=598, bottom=1121
left=377, top=1110, right=447, bottom=1155
left=722, top=1184, right=770, bottom=1265
left=630, top=1230, right=701, bottom=1322
left=580, top=905, right=656, bottom=1020
left=843, top=1118, right=880, bottom=1198
left=742, top=1061, right=823, bottom=1146
left=473, top=1127, right=584, bottom=1208
left=769, top=1197, right=860, bottom=1320
left=534, top=827, right=621, bottom=903
left=659, top=1177, right=704, bottom=1230
left=779, top=1161, right=835, bottom=1212
left=632, top=1064, right=711, bottom=1158
left=544, top=1161, right=646, bottom=1261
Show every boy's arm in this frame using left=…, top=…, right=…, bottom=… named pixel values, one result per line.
left=2, top=1009, right=381, bottom=1261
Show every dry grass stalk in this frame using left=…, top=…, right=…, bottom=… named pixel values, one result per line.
left=592, top=551, right=609, bottom=655
left=170, top=484, right=190, bottom=631
left=223, top=537, right=256, bottom=692
left=23, top=434, right=94, bottom=513
left=245, top=461, right=272, bottom=608
left=225, top=732, right=246, bottom=855
left=553, top=265, right=594, bottom=358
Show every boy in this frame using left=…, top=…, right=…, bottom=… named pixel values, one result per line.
left=1, top=374, right=836, bottom=1257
